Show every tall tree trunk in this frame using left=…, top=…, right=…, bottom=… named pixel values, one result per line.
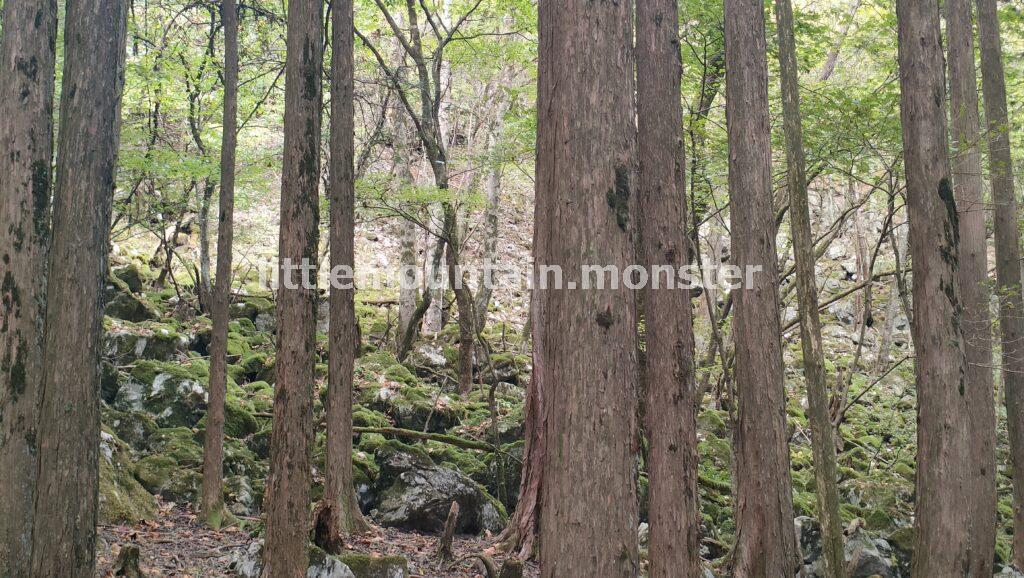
left=724, top=0, right=799, bottom=573
left=201, top=0, right=239, bottom=530
left=0, top=0, right=58, bottom=573
left=774, top=0, right=846, bottom=575
left=976, top=0, right=1024, bottom=567
left=635, top=0, right=701, bottom=575
left=536, top=0, right=639, bottom=576
left=895, top=0, right=972, bottom=573
left=946, top=0, right=996, bottom=571
left=261, top=0, right=323, bottom=574
left=324, top=0, right=369, bottom=538
left=30, top=0, right=128, bottom=573
left=422, top=207, right=445, bottom=336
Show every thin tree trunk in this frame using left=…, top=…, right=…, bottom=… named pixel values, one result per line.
left=536, top=0, right=639, bottom=575
left=774, top=0, right=845, bottom=574
left=30, top=0, right=128, bottom=573
left=423, top=207, right=445, bottom=336
left=895, top=0, right=972, bottom=573
left=0, top=0, right=58, bottom=573
left=197, top=179, right=215, bottom=312
left=201, top=0, right=238, bottom=530
left=976, top=0, right=1024, bottom=567
left=636, top=0, right=701, bottom=575
left=324, top=0, right=369, bottom=538
left=724, top=0, right=799, bottom=573
left=399, top=218, right=419, bottom=334
left=261, top=0, right=323, bottom=574
left=444, top=206, right=476, bottom=397
left=946, top=0, right=997, bottom=571
left=474, top=131, right=504, bottom=332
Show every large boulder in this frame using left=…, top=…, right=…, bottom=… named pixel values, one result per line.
left=104, top=323, right=190, bottom=364
left=795, top=519, right=898, bottom=578
left=113, top=360, right=207, bottom=428
left=845, top=531, right=896, bottom=578
left=369, top=441, right=506, bottom=535
left=362, top=384, right=460, bottom=434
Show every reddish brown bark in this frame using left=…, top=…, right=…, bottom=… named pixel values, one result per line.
left=895, top=0, right=972, bottom=573
left=0, top=0, right=58, bottom=573
left=976, top=0, right=1024, bottom=567
left=635, top=0, right=701, bottom=575
left=261, top=0, right=323, bottom=574
left=724, top=0, right=799, bottom=573
left=946, top=0, right=997, bottom=571
left=535, top=1, right=640, bottom=576
left=31, top=0, right=128, bottom=574
left=324, top=0, right=369, bottom=538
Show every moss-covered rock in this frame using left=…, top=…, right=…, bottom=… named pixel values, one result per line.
left=338, top=552, right=409, bottom=578
left=105, top=275, right=161, bottom=322
left=230, top=296, right=275, bottom=321
left=102, top=406, right=158, bottom=451
left=369, top=440, right=506, bottom=534
left=99, top=430, right=158, bottom=524
left=114, top=360, right=207, bottom=428
left=360, top=384, right=462, bottom=433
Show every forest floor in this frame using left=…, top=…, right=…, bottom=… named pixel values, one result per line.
left=96, top=504, right=539, bottom=578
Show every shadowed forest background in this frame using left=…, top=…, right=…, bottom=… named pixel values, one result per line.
left=3, top=0, right=1024, bottom=576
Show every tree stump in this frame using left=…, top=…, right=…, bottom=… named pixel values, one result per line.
left=434, top=501, right=460, bottom=561
left=112, top=544, right=145, bottom=578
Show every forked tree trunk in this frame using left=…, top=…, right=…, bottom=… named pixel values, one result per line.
left=535, top=0, right=639, bottom=576
left=723, top=0, right=799, bottom=573
left=976, top=0, right=1024, bottom=567
left=946, top=0, right=997, bottom=571
left=895, top=0, right=972, bottom=573
left=324, top=0, right=369, bottom=537
left=635, top=0, right=701, bottom=575
left=261, top=0, right=323, bottom=574
left=201, top=0, right=239, bottom=530
left=31, top=0, right=128, bottom=574
left=773, top=0, right=845, bottom=574
left=0, top=0, right=58, bottom=573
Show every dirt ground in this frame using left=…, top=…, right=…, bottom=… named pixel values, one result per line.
left=96, top=505, right=539, bottom=577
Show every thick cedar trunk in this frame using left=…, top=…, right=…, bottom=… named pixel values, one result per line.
left=201, top=0, right=239, bottom=530
left=724, top=0, right=799, bottom=574
left=946, top=0, right=997, bottom=571
left=30, top=0, right=128, bottom=574
left=895, top=0, right=972, bottom=573
left=535, top=1, right=639, bottom=576
left=261, top=0, right=323, bottom=574
left=325, top=0, right=369, bottom=537
left=635, top=0, right=701, bottom=575
left=976, top=0, right=1024, bottom=567
left=773, top=0, right=845, bottom=575
left=0, top=0, right=57, bottom=573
